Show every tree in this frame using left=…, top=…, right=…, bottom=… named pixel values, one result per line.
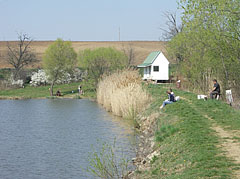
left=78, top=47, right=128, bottom=85
left=168, top=0, right=240, bottom=95
left=43, top=39, right=77, bottom=96
left=160, top=12, right=182, bottom=41
left=160, top=12, right=184, bottom=65
left=6, top=33, right=37, bottom=79
left=122, top=44, right=136, bottom=66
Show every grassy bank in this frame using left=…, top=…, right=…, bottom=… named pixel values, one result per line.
left=135, top=84, right=240, bottom=178
left=0, top=81, right=96, bottom=99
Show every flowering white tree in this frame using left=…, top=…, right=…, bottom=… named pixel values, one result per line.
left=30, top=68, right=85, bottom=87
left=30, top=69, right=49, bottom=86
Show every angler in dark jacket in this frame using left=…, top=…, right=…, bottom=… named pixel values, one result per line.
left=160, top=90, right=176, bottom=109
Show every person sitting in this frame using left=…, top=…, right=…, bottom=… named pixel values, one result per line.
left=170, top=88, right=175, bottom=97
left=160, top=90, right=176, bottom=109
left=56, top=90, right=61, bottom=96
left=210, top=79, right=220, bottom=99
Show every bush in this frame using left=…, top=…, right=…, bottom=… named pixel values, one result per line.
left=85, top=141, right=130, bottom=179
left=79, top=47, right=128, bottom=85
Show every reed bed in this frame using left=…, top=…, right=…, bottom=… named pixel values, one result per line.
left=97, top=69, right=151, bottom=120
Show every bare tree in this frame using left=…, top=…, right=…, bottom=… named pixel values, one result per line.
left=160, top=12, right=184, bottom=63
left=6, top=33, right=37, bottom=79
left=122, top=44, right=135, bottom=66
left=160, top=12, right=182, bottom=41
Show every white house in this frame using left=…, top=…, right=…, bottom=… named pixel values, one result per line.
left=137, top=51, right=170, bottom=81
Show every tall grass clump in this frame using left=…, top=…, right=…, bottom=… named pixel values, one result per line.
left=97, top=69, right=151, bottom=120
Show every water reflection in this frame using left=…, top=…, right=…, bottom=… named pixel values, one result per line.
left=0, top=99, right=136, bottom=179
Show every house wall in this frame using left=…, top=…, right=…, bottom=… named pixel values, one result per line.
left=151, top=53, right=169, bottom=80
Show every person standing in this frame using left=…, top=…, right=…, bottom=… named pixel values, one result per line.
left=78, top=85, right=82, bottom=94
left=210, top=79, right=220, bottom=99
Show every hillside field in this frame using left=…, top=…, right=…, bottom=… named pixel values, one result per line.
left=0, top=41, right=168, bottom=68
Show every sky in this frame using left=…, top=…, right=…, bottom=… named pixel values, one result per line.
left=0, top=0, right=182, bottom=41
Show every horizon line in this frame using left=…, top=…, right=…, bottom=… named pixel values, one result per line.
left=0, top=40, right=168, bottom=42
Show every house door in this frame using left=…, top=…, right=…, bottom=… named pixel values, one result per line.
left=145, top=66, right=151, bottom=79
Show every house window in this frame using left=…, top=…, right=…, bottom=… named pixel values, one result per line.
left=153, top=66, right=159, bottom=72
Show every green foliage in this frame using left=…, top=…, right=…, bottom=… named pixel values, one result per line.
left=150, top=155, right=159, bottom=164
left=43, top=38, right=77, bottom=95
left=81, top=79, right=96, bottom=98
left=78, top=47, right=128, bottom=84
left=169, top=0, right=240, bottom=94
left=138, top=68, right=144, bottom=77
left=0, top=68, right=14, bottom=80
left=169, top=64, right=178, bottom=77
left=85, top=140, right=130, bottom=179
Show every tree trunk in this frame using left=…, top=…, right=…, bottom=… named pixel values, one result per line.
left=13, top=69, right=20, bottom=80
left=220, top=56, right=230, bottom=90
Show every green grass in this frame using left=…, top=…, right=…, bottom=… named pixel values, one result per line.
left=0, top=80, right=96, bottom=99
left=137, top=84, right=240, bottom=178
left=0, top=68, right=12, bottom=80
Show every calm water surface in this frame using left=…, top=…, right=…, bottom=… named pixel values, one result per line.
left=0, top=99, right=136, bottom=179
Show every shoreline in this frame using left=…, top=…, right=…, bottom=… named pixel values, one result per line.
left=2, top=83, right=240, bottom=178
left=0, top=95, right=95, bottom=101
left=0, top=82, right=96, bottom=101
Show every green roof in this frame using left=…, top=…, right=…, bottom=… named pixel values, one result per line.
left=137, top=51, right=161, bottom=67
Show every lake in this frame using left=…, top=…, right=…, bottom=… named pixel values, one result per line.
left=0, top=99, right=136, bottom=179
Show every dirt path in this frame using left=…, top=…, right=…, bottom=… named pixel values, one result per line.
left=202, top=114, right=240, bottom=178
left=182, top=97, right=240, bottom=178
left=212, top=125, right=240, bottom=178
left=213, top=125, right=240, bottom=163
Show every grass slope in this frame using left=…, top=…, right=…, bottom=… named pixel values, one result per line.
left=139, top=84, right=240, bottom=178
left=0, top=81, right=96, bottom=99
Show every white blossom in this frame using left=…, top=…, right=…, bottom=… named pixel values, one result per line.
left=29, top=68, right=85, bottom=86
left=30, top=69, right=49, bottom=86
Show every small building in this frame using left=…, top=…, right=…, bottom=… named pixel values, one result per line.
left=137, top=51, right=170, bottom=81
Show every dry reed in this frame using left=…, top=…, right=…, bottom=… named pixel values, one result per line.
left=97, top=69, right=151, bottom=120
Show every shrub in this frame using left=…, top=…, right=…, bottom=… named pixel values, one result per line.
left=78, top=47, right=128, bottom=85
left=85, top=141, right=130, bottom=179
